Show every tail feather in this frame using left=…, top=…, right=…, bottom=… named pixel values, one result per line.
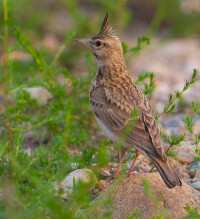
left=149, top=155, right=182, bottom=189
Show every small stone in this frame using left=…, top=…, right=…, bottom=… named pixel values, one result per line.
left=9, top=51, right=32, bottom=61
left=55, top=169, right=97, bottom=199
left=160, top=115, right=185, bottom=135
left=188, top=168, right=196, bottom=178
left=125, top=154, right=144, bottom=169
left=23, top=147, right=32, bottom=156
left=23, top=86, right=52, bottom=105
left=96, top=180, right=109, bottom=192
left=126, top=155, right=151, bottom=173
left=174, top=142, right=197, bottom=164
left=99, top=167, right=112, bottom=178
left=70, top=163, right=79, bottom=170
left=188, top=161, right=200, bottom=178
left=181, top=0, right=200, bottom=13
left=191, top=181, right=200, bottom=191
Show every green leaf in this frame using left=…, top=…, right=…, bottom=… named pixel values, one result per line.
left=167, top=104, right=176, bottom=113
left=121, top=41, right=128, bottom=54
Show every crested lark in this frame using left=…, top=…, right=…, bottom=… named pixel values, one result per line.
left=75, top=13, right=182, bottom=188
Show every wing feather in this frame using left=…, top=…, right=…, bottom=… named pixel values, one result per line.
left=90, top=78, right=166, bottom=161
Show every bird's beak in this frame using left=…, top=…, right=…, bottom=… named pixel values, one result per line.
left=74, top=38, right=91, bottom=47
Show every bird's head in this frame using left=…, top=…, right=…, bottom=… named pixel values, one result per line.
left=74, top=13, right=124, bottom=67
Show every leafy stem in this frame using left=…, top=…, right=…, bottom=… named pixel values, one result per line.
left=14, top=28, right=55, bottom=91
left=122, top=35, right=150, bottom=54
left=155, top=69, right=198, bottom=120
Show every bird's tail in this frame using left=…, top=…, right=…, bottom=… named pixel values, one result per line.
left=149, top=155, right=182, bottom=189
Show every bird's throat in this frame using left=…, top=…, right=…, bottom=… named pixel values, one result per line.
left=97, top=56, right=126, bottom=76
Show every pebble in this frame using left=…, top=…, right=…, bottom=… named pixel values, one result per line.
left=99, top=168, right=112, bottom=178
left=9, top=51, right=32, bottom=61
left=188, top=161, right=200, bottom=178
left=96, top=180, right=109, bottom=192
left=23, top=86, right=52, bottom=105
left=55, top=169, right=97, bottom=199
left=125, top=155, right=151, bottom=173
left=174, top=142, right=197, bottom=164
left=191, top=181, right=200, bottom=191
left=160, top=115, right=185, bottom=135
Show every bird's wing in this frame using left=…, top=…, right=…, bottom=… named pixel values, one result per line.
left=90, top=85, right=128, bottom=130
left=90, top=83, right=166, bottom=160
left=140, top=101, right=167, bottom=160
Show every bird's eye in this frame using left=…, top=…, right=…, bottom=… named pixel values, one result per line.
left=95, top=41, right=102, bottom=47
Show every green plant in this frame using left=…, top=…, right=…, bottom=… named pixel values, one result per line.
left=1, top=1, right=200, bottom=218
left=183, top=204, right=200, bottom=219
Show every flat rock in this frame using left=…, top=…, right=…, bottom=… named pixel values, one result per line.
left=23, top=86, right=52, bottom=105
left=191, top=181, right=200, bottom=191
left=86, top=172, right=200, bottom=219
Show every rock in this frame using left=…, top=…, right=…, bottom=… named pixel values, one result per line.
left=99, top=162, right=118, bottom=179
left=99, top=167, right=112, bottom=178
left=188, top=161, right=200, bottom=178
left=181, top=0, right=200, bottom=13
left=160, top=115, right=185, bottom=135
left=96, top=180, right=109, bottom=192
left=191, top=181, right=200, bottom=191
left=169, top=158, right=190, bottom=180
left=23, top=86, right=52, bottom=105
left=126, top=155, right=151, bottom=173
left=130, top=38, right=200, bottom=105
left=86, top=172, right=200, bottom=219
left=55, top=169, right=97, bottom=199
left=9, top=51, right=32, bottom=61
left=70, top=163, right=79, bottom=170
left=91, top=180, right=110, bottom=199
left=188, top=168, right=196, bottom=178
left=174, top=142, right=197, bottom=164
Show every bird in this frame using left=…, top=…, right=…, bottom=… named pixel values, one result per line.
left=74, top=13, right=182, bottom=189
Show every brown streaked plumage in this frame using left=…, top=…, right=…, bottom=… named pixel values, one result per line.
left=75, top=13, right=182, bottom=189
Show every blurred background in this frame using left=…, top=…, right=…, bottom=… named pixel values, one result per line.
left=1, top=0, right=200, bottom=100
left=0, top=0, right=200, bottom=218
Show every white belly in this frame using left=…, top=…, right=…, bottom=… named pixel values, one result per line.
left=95, top=116, right=118, bottom=143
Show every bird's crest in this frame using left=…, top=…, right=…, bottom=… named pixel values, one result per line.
left=96, top=13, right=115, bottom=37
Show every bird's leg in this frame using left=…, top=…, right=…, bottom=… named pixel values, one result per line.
left=114, top=150, right=125, bottom=179
left=126, top=150, right=140, bottom=177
